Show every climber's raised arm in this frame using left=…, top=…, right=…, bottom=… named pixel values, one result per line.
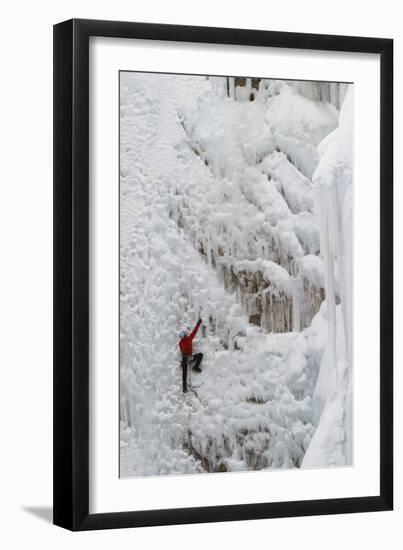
left=188, top=318, right=202, bottom=341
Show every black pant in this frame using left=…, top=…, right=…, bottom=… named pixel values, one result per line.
left=181, top=353, right=203, bottom=392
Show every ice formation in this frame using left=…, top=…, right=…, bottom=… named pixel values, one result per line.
left=119, top=73, right=353, bottom=476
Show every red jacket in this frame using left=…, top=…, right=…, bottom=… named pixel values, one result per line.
left=179, top=322, right=201, bottom=355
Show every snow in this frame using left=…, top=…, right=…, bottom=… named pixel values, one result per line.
left=260, top=151, right=314, bottom=214
left=297, top=254, right=325, bottom=289
left=265, top=83, right=339, bottom=179
left=119, top=72, right=353, bottom=476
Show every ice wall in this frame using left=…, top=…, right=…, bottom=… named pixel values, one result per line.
left=119, top=72, right=353, bottom=476
left=173, top=83, right=338, bottom=336
left=302, top=87, right=353, bottom=467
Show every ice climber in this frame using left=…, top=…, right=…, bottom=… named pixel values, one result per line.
left=179, top=319, right=203, bottom=393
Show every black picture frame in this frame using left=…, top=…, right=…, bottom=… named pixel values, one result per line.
left=53, top=18, right=393, bottom=531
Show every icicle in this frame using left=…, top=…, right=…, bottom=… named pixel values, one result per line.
left=292, top=276, right=301, bottom=332
left=317, top=185, right=339, bottom=389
